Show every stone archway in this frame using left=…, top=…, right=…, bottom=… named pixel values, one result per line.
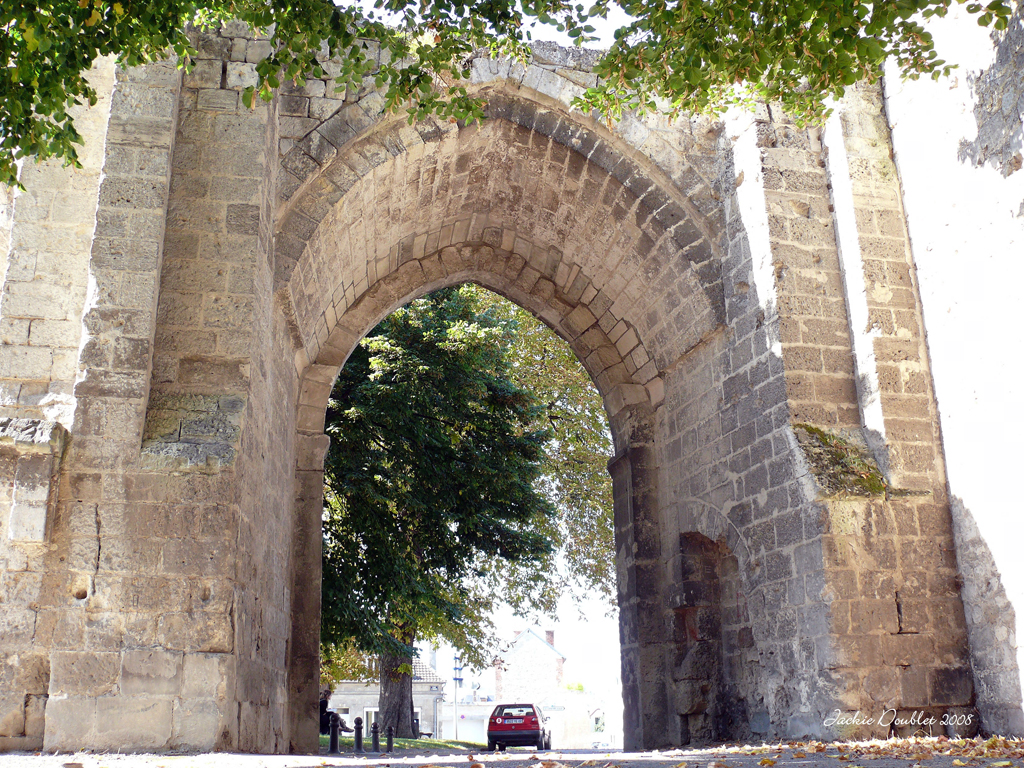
left=273, top=101, right=732, bottom=750
left=0, top=23, right=984, bottom=755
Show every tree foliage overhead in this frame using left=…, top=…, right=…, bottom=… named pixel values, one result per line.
left=583, top=0, right=1014, bottom=123
left=321, top=285, right=616, bottom=692
left=320, top=284, right=620, bottom=733
left=472, top=287, right=615, bottom=607
left=320, top=285, right=557, bottom=666
left=2, top=0, right=1014, bottom=188
left=1, top=0, right=582, bottom=188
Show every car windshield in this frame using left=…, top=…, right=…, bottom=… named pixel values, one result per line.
left=494, top=705, right=534, bottom=717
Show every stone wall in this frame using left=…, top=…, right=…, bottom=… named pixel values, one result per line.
left=820, top=82, right=974, bottom=735
left=0, top=58, right=117, bottom=752
left=0, top=60, right=116, bottom=430
left=1, top=15, right=1019, bottom=753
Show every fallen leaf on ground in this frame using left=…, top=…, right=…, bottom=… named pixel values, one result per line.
left=794, top=753, right=808, bottom=759
left=759, top=759, right=777, bottom=766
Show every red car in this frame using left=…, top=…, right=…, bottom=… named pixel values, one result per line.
left=486, top=703, right=551, bottom=751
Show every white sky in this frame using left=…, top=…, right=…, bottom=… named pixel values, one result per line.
left=431, top=589, right=622, bottom=703
left=492, top=591, right=621, bottom=697
left=523, top=5, right=634, bottom=48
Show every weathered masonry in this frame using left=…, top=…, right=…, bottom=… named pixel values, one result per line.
left=2, top=10, right=1022, bottom=753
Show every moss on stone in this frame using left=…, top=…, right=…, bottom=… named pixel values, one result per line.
left=793, top=423, right=889, bottom=498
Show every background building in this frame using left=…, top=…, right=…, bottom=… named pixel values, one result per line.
left=329, top=658, right=446, bottom=737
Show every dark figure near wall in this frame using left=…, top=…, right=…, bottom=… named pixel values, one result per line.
left=319, top=689, right=332, bottom=735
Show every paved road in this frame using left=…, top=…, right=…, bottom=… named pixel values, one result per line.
left=1, top=739, right=1020, bottom=768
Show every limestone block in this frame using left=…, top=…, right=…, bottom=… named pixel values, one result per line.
left=0, top=346, right=52, bottom=380
left=220, top=19, right=251, bottom=37
left=225, top=62, right=258, bottom=90
left=294, top=433, right=331, bottom=472
left=521, top=66, right=566, bottom=102
left=0, top=694, right=25, bottom=738
left=929, top=665, right=974, bottom=706
left=197, top=89, right=239, bottom=113
left=7, top=653, right=50, bottom=695
left=171, top=698, right=223, bottom=750
left=42, top=697, right=97, bottom=751
left=309, top=97, right=345, bottom=121
left=121, top=649, right=183, bottom=696
left=158, top=611, right=234, bottom=653
left=194, top=34, right=229, bottom=61
left=8, top=453, right=52, bottom=541
left=182, top=652, right=235, bottom=699
left=229, top=38, right=247, bottom=61
left=2, top=419, right=67, bottom=543
left=50, top=651, right=120, bottom=697
left=470, top=57, right=498, bottom=84
left=24, top=695, right=46, bottom=738
left=23, top=318, right=79, bottom=349
left=245, top=41, right=273, bottom=63
left=182, top=60, right=222, bottom=90
left=94, top=697, right=172, bottom=750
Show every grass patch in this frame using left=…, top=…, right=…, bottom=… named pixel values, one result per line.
left=793, top=424, right=889, bottom=497
left=318, top=734, right=486, bottom=754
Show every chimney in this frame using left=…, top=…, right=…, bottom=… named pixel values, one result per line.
left=545, top=630, right=554, bottom=646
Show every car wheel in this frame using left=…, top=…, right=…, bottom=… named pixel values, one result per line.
left=487, top=740, right=496, bottom=752
left=545, top=734, right=552, bottom=750
left=537, top=733, right=545, bottom=750
left=498, top=743, right=506, bottom=752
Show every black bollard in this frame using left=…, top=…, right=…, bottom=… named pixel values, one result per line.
left=328, top=713, right=341, bottom=756
left=370, top=721, right=380, bottom=752
left=354, top=716, right=364, bottom=753
left=386, top=725, right=394, bottom=753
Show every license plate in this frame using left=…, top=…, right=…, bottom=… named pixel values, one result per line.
left=507, top=718, right=524, bottom=724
